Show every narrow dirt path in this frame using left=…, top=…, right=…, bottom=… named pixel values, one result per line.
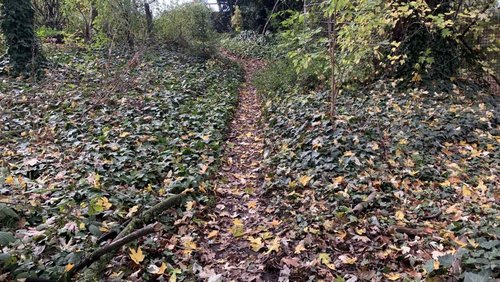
left=191, top=54, right=283, bottom=281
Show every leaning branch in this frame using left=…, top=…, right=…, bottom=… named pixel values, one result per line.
left=61, top=222, right=163, bottom=281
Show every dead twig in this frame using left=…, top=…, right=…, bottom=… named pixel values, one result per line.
left=352, top=191, right=378, bottom=213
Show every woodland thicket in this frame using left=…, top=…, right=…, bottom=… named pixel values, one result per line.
left=0, top=0, right=498, bottom=281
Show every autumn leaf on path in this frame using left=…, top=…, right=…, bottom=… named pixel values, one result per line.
left=248, top=236, right=263, bottom=252
left=318, top=253, right=335, bottom=270
left=64, top=263, right=74, bottom=272
left=338, top=254, right=357, bottom=264
left=298, top=175, right=312, bottom=186
left=129, top=247, right=145, bottom=264
left=265, top=237, right=280, bottom=254
left=207, top=230, right=219, bottom=239
left=229, top=219, right=245, bottom=237
left=384, top=273, right=401, bottom=281
left=148, top=262, right=167, bottom=275
left=294, top=241, right=306, bottom=254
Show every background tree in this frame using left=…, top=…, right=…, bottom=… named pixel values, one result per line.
left=1, top=0, right=44, bottom=75
left=33, top=0, right=65, bottom=30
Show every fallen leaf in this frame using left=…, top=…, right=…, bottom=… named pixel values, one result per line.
left=126, top=205, right=139, bottom=218
left=299, top=175, right=312, bottom=186
left=186, top=201, right=195, bottom=211
left=294, top=242, right=306, bottom=254
left=265, top=237, right=280, bottom=254
left=4, top=175, right=14, bottom=185
left=229, top=219, right=245, bottom=237
left=384, top=273, right=401, bottom=281
left=247, top=201, right=257, bottom=209
left=248, top=236, right=263, bottom=252
left=395, top=210, right=405, bottom=220
left=207, top=230, right=219, bottom=239
left=148, top=262, right=167, bottom=275
left=339, top=254, right=357, bottom=264
left=318, top=253, right=335, bottom=270
left=65, top=263, right=74, bottom=272
left=129, top=247, right=145, bottom=264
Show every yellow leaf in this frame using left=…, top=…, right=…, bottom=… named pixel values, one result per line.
left=395, top=210, right=405, bottom=221
left=65, top=263, right=74, bottom=272
left=119, top=132, right=130, bottom=138
left=185, top=201, right=195, bottom=211
left=265, top=237, right=280, bottom=254
left=201, top=135, right=210, bottom=142
left=323, top=220, right=335, bottom=231
left=467, top=238, right=479, bottom=248
left=248, top=236, right=263, bottom=252
left=384, top=273, right=401, bottom=281
left=339, top=254, right=357, bottom=264
left=149, top=262, right=167, bottom=275
left=440, top=180, right=451, bottom=187
left=433, top=260, right=440, bottom=270
left=343, top=151, right=354, bottom=157
left=247, top=201, right=257, bottom=209
left=182, top=237, right=197, bottom=250
left=169, top=269, right=182, bottom=282
left=229, top=219, right=245, bottom=237
left=336, top=230, right=347, bottom=241
left=333, top=176, right=344, bottom=185
left=270, top=219, right=281, bottom=227
left=129, top=247, right=145, bottom=264
left=371, top=142, right=380, bottom=150
left=4, top=175, right=14, bottom=185
left=462, top=185, right=473, bottom=197
left=207, top=230, right=219, bottom=239
left=294, top=242, right=306, bottom=254
left=126, top=205, right=139, bottom=218
left=318, top=253, right=335, bottom=270
left=355, top=227, right=366, bottom=235
left=476, top=180, right=487, bottom=193
left=453, top=238, right=467, bottom=247
left=299, top=175, right=312, bottom=186
left=97, top=197, right=112, bottom=210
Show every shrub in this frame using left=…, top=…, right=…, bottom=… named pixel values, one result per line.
left=221, top=30, right=277, bottom=59
left=155, top=2, right=216, bottom=58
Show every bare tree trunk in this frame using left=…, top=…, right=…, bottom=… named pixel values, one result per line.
left=328, top=13, right=338, bottom=122
left=145, top=2, right=153, bottom=39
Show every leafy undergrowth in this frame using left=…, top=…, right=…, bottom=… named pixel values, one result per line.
left=0, top=45, right=242, bottom=280
left=221, top=31, right=276, bottom=60
left=261, top=82, right=499, bottom=280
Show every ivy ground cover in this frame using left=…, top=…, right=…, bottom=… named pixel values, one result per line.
left=0, top=46, right=242, bottom=280
left=261, top=82, right=499, bottom=280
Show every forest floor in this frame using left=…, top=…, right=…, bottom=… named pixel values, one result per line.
left=178, top=54, right=285, bottom=281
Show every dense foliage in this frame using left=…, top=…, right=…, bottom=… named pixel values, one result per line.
left=282, top=0, right=499, bottom=85
left=155, top=2, right=216, bottom=58
left=0, top=0, right=44, bottom=75
left=258, top=76, right=499, bottom=279
left=0, top=46, right=242, bottom=280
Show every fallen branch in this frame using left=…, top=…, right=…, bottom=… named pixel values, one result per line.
left=352, top=191, right=378, bottom=213
left=77, top=193, right=186, bottom=280
left=60, top=222, right=163, bottom=281
left=421, top=209, right=442, bottom=220
left=388, top=225, right=432, bottom=237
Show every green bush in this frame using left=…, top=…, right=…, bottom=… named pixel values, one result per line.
left=253, top=59, right=291, bottom=94
left=221, top=30, right=277, bottom=59
left=155, top=2, right=216, bottom=58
